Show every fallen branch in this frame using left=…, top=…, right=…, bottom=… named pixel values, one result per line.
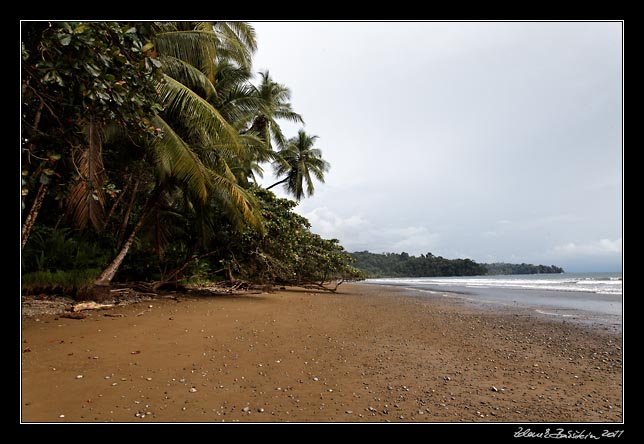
left=109, top=288, right=132, bottom=293
left=298, top=279, right=345, bottom=293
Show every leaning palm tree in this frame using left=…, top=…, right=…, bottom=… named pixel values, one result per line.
left=267, top=130, right=330, bottom=201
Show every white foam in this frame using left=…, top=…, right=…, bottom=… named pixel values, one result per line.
left=367, top=274, right=622, bottom=296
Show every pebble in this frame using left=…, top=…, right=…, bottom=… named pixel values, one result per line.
left=189, top=387, right=197, bottom=393
left=258, top=408, right=265, bottom=413
left=242, top=406, right=250, bottom=413
left=76, top=375, right=83, bottom=379
left=345, top=410, right=353, bottom=414
left=313, top=377, right=319, bottom=381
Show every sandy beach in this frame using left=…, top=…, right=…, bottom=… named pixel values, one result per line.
left=21, top=283, right=622, bottom=423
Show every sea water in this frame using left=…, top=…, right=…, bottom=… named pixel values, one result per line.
left=366, top=272, right=623, bottom=331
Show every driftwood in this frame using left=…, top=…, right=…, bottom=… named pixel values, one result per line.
left=72, top=302, right=115, bottom=312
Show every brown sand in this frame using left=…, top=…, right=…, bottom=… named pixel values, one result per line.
left=21, top=283, right=622, bottom=423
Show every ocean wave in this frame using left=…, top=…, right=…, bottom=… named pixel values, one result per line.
left=367, top=275, right=622, bottom=296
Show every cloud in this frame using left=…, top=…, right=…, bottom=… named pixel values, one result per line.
left=550, top=238, right=622, bottom=257
left=303, top=207, right=440, bottom=254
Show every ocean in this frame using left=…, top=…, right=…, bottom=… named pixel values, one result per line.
left=365, top=272, right=623, bottom=332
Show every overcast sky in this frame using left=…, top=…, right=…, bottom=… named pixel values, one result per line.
left=250, top=21, right=622, bottom=272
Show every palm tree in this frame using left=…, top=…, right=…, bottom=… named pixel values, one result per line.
left=95, top=21, right=263, bottom=286
left=267, top=130, right=330, bottom=201
left=211, top=66, right=303, bottom=185
left=247, top=71, right=303, bottom=150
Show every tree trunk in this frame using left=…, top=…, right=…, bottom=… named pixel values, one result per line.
left=105, top=173, right=132, bottom=222
left=266, top=177, right=288, bottom=190
left=21, top=183, right=48, bottom=249
left=95, top=187, right=159, bottom=287
left=21, top=98, right=47, bottom=248
left=226, top=265, right=235, bottom=283
left=116, top=177, right=140, bottom=248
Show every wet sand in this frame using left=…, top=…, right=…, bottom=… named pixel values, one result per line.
left=21, top=283, right=622, bottom=423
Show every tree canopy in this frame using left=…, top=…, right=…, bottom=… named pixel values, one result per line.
left=349, top=251, right=564, bottom=278
left=21, top=21, right=355, bottom=295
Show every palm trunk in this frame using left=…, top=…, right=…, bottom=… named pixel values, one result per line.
left=95, top=187, right=159, bottom=286
left=21, top=183, right=48, bottom=249
left=116, top=177, right=140, bottom=248
left=266, top=177, right=288, bottom=190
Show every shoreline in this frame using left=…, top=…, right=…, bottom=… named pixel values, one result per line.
left=21, top=283, right=623, bottom=423
left=363, top=280, right=622, bottom=335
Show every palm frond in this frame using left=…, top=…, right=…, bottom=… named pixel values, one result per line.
left=158, top=75, right=243, bottom=157
left=150, top=115, right=210, bottom=203
left=65, top=118, right=108, bottom=231
left=194, top=22, right=215, bottom=32
left=273, top=107, right=305, bottom=123
left=217, top=84, right=265, bottom=129
left=213, top=60, right=253, bottom=92
left=215, top=22, right=257, bottom=54
left=155, top=30, right=219, bottom=82
left=208, top=170, right=263, bottom=232
left=213, top=22, right=257, bottom=70
left=158, top=55, right=217, bottom=100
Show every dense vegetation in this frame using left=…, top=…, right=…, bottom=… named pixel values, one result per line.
left=483, top=262, right=564, bottom=275
left=21, top=21, right=364, bottom=295
left=349, top=251, right=564, bottom=278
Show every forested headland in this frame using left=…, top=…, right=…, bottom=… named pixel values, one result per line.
left=21, top=21, right=364, bottom=296
left=349, top=251, right=564, bottom=278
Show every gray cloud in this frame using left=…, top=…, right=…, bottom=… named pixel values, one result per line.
left=253, top=21, right=622, bottom=272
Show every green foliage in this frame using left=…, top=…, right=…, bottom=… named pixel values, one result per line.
left=350, top=251, right=487, bottom=278
left=484, top=263, right=564, bottom=275
left=21, top=21, right=164, bottom=226
left=21, top=21, right=346, bottom=293
left=350, top=251, right=564, bottom=278
left=24, top=21, right=163, bottom=125
left=213, top=188, right=364, bottom=287
left=22, top=269, right=101, bottom=295
left=21, top=225, right=111, bottom=273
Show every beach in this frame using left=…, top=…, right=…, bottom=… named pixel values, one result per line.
left=21, top=283, right=622, bottom=423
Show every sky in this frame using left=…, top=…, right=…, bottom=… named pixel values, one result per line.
left=249, top=21, right=622, bottom=273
